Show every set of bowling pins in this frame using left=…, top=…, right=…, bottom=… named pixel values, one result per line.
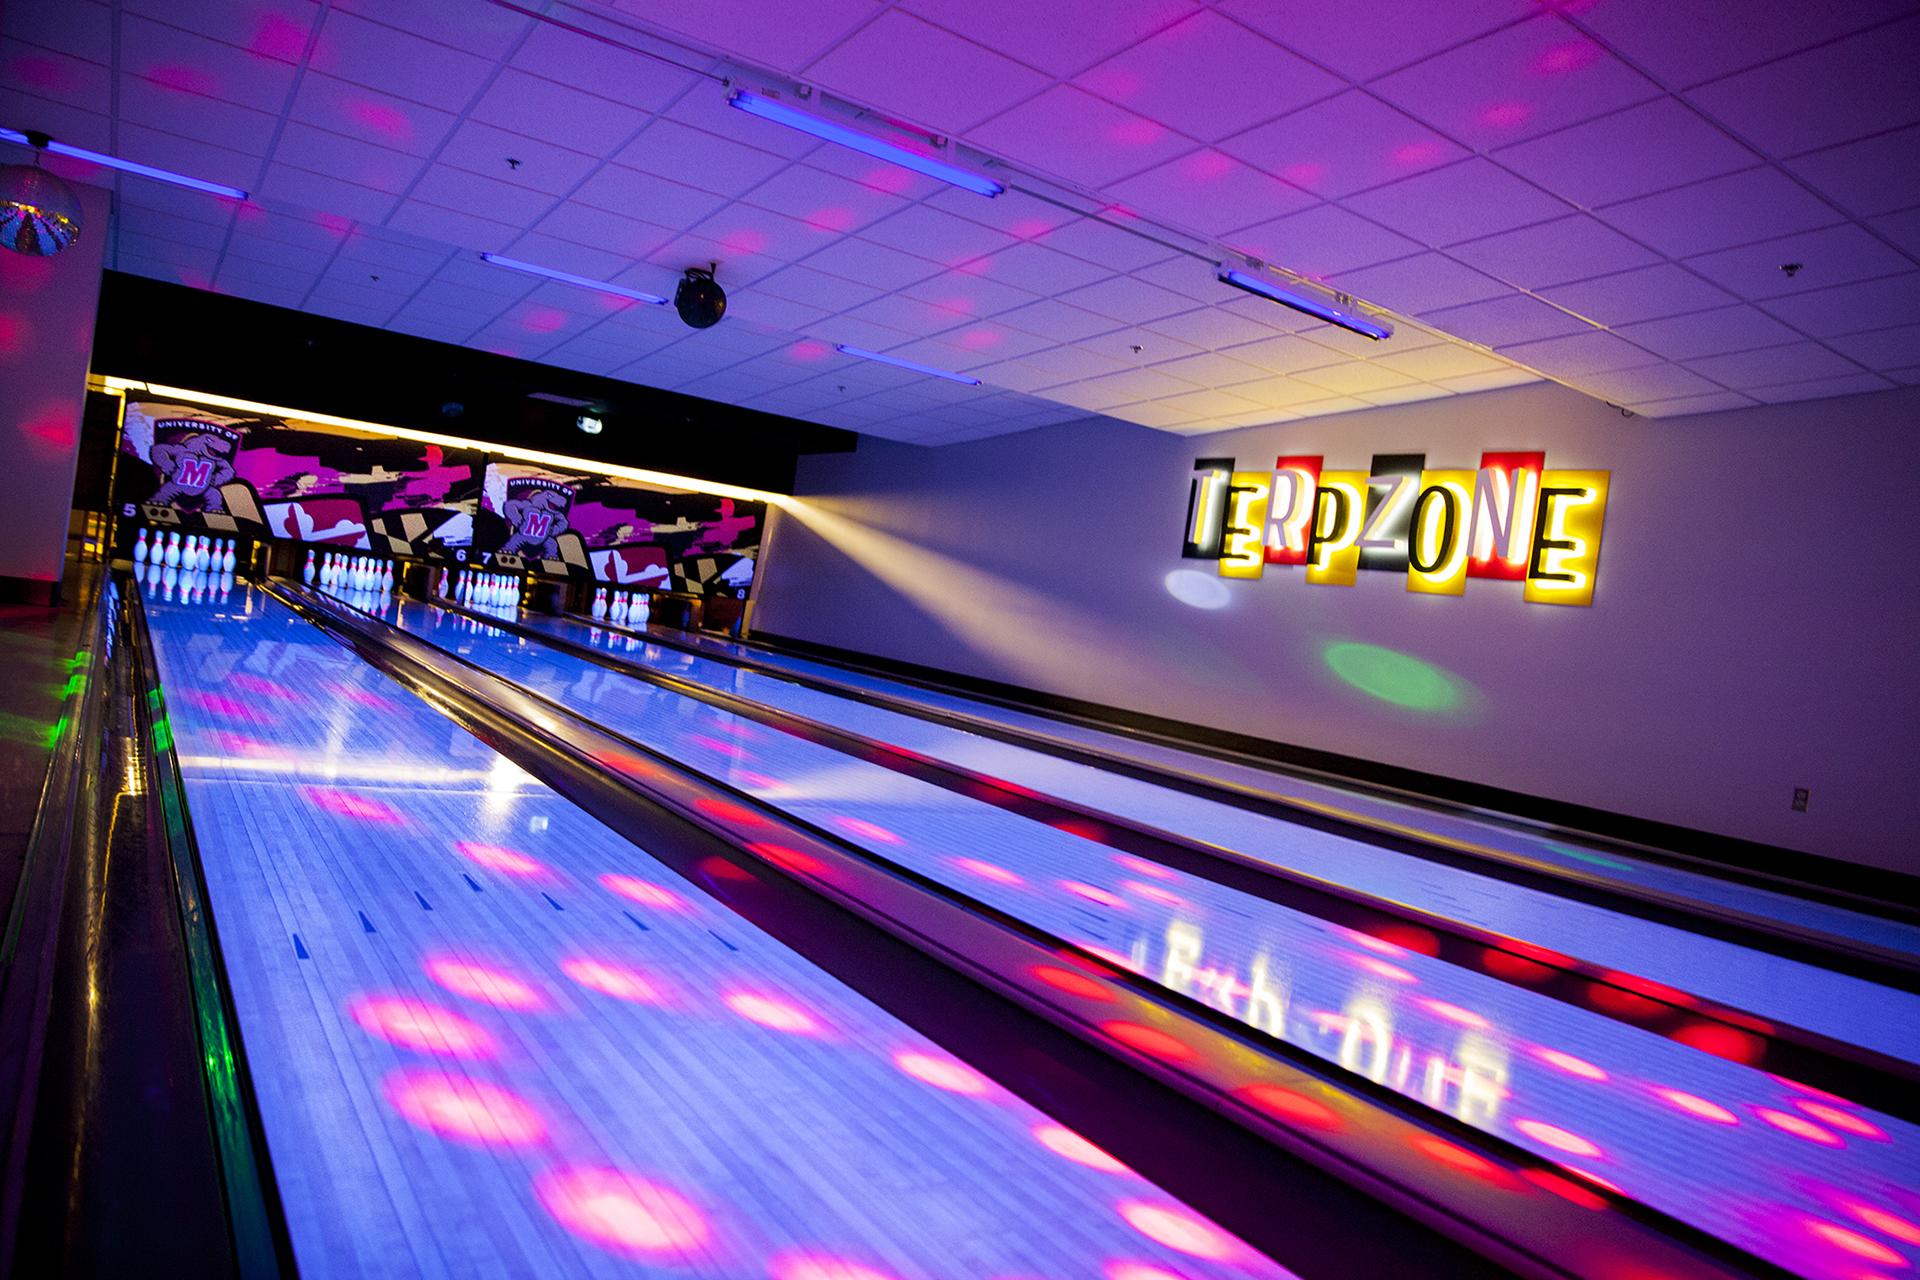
left=305, top=550, right=394, bottom=595
left=139, top=559, right=233, bottom=605
left=456, top=570, right=519, bottom=610
left=589, top=588, right=649, bottom=626
left=132, top=527, right=237, bottom=574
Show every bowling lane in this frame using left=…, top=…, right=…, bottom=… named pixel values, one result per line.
left=516, top=611, right=1920, bottom=1062
left=140, top=583, right=1300, bottom=1280
left=393, top=596, right=1920, bottom=1280
left=613, top=624, right=1919, bottom=961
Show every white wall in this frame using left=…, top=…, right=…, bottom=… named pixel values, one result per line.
left=756, top=380, right=1920, bottom=873
left=0, top=181, right=108, bottom=585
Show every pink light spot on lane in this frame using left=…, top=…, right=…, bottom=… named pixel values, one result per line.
left=1352, top=955, right=1416, bottom=984
left=333, top=683, right=395, bottom=710
left=1830, top=1198, right=1920, bottom=1247
left=1062, top=881, right=1126, bottom=909
left=521, top=306, right=567, bottom=334
left=1419, top=998, right=1489, bottom=1030
left=789, top=340, right=831, bottom=362
left=1120, top=880, right=1186, bottom=909
left=770, top=1254, right=900, bottom=1280
left=384, top=1068, right=545, bottom=1146
left=1030, top=964, right=1113, bottom=1001
left=348, top=995, right=494, bottom=1057
left=745, top=841, right=825, bottom=876
left=1653, top=1088, right=1738, bottom=1124
left=1102, top=1021, right=1195, bottom=1064
left=1513, top=1119, right=1603, bottom=1159
left=1115, top=1202, right=1244, bottom=1262
left=725, top=992, right=825, bottom=1036
left=1107, top=1265, right=1188, bottom=1280
left=1415, top=1136, right=1508, bottom=1184
left=1520, top=1167, right=1609, bottom=1211
left=600, top=874, right=693, bottom=911
left=1114, top=854, right=1175, bottom=882
left=1034, top=1123, right=1131, bottom=1174
left=1755, top=1107, right=1844, bottom=1147
left=693, top=795, right=765, bottom=826
left=832, top=815, right=900, bottom=844
left=687, top=733, right=749, bottom=757
left=1535, top=41, right=1601, bottom=75
left=250, top=13, right=310, bottom=62
left=458, top=841, right=549, bottom=877
left=562, top=957, right=664, bottom=1004
left=954, top=856, right=1024, bottom=886
left=303, top=787, right=404, bottom=823
left=425, top=957, right=546, bottom=1010
left=1481, top=102, right=1534, bottom=129
left=226, top=672, right=302, bottom=701
left=347, top=98, right=413, bottom=143
left=1805, top=1217, right=1908, bottom=1268
left=894, top=1049, right=993, bottom=1096
left=1795, top=1100, right=1888, bottom=1141
left=1235, top=1083, right=1341, bottom=1132
left=1531, top=1047, right=1606, bottom=1081
left=535, top=1167, right=710, bottom=1259
left=146, top=64, right=219, bottom=96
left=1670, top=1020, right=1762, bottom=1064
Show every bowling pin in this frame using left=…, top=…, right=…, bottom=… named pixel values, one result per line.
left=304, top=549, right=317, bottom=584
left=133, top=527, right=149, bottom=565
left=161, top=531, right=178, bottom=568
left=591, top=587, right=607, bottom=619
left=222, top=539, right=236, bottom=573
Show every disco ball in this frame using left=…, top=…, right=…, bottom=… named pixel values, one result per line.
left=0, top=161, right=82, bottom=256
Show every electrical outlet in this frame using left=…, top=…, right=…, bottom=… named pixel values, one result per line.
left=1792, top=787, right=1810, bottom=812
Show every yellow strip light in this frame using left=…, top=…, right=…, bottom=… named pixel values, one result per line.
left=99, top=377, right=792, bottom=507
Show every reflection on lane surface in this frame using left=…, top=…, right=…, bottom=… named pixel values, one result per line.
left=400, top=600, right=1920, bottom=1280
left=514, top=611, right=1920, bottom=1068
left=600, top=621, right=1920, bottom=964
left=147, top=584, right=1298, bottom=1280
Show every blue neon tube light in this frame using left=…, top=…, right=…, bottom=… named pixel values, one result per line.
left=479, top=253, right=668, bottom=305
left=727, top=91, right=1003, bottom=198
left=1, top=127, right=248, bottom=200
left=1218, top=268, right=1393, bottom=341
left=835, top=344, right=982, bottom=385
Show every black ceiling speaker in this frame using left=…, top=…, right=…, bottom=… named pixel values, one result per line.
left=674, top=264, right=726, bottom=329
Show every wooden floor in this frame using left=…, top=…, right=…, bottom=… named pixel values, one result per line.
left=146, top=581, right=1299, bottom=1280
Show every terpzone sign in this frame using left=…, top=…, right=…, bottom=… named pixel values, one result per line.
left=1183, top=451, right=1610, bottom=607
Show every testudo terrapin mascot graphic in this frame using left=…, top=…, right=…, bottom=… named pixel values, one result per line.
left=499, top=477, right=574, bottom=559
left=148, top=420, right=243, bottom=512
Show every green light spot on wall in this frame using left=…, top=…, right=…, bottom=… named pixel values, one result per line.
left=1322, top=642, right=1465, bottom=712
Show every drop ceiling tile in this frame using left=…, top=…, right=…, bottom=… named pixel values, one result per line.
left=1228, top=204, right=1423, bottom=277
left=839, top=294, right=970, bottom=336
left=507, top=24, right=700, bottom=112
left=1370, top=15, right=1661, bottom=149
left=754, top=264, right=889, bottom=312
left=1749, top=372, right=1895, bottom=402
left=1325, top=253, right=1510, bottom=315
left=1131, top=255, right=1234, bottom=301
left=330, top=0, right=530, bottom=58
left=1421, top=293, right=1592, bottom=346
left=1597, top=169, right=1835, bottom=260
left=119, top=15, right=299, bottom=113
left=995, top=345, right=1133, bottom=385
left=0, top=90, right=111, bottom=152
left=1872, top=208, right=1920, bottom=257
left=739, top=164, right=913, bottom=238
left=1825, top=325, right=1920, bottom=371
left=615, top=121, right=790, bottom=198
left=288, top=73, right=457, bottom=157
left=963, top=242, right=1112, bottom=295
left=1218, top=0, right=1522, bottom=83
left=1627, top=390, right=1758, bottom=416
left=2, top=1, right=113, bottom=65
left=859, top=205, right=1018, bottom=265
left=1682, top=224, right=1912, bottom=301
left=411, top=165, right=557, bottom=226
left=974, top=358, right=1079, bottom=394
left=1057, top=276, right=1198, bottom=324
left=1217, top=333, right=1351, bottom=375
left=1439, top=367, right=1539, bottom=393
left=602, top=0, right=885, bottom=73
left=255, top=165, right=400, bottom=225
left=1497, top=331, right=1661, bottom=379
left=1082, top=326, right=1204, bottom=365
left=470, top=71, right=650, bottom=157
left=387, top=199, right=522, bottom=253
left=1539, top=263, right=1735, bottom=325
left=1344, top=158, right=1570, bottom=247
left=1293, top=362, right=1421, bottom=395
left=266, top=122, right=431, bottom=196
left=570, top=165, right=730, bottom=231
left=801, top=237, right=946, bottom=290
left=1140, top=305, right=1292, bottom=350
left=1149, top=388, right=1269, bottom=419
left=114, top=123, right=261, bottom=192
left=1757, top=273, right=1920, bottom=338
left=1371, top=343, right=1511, bottom=380
left=230, top=209, right=350, bottom=256
left=1102, top=150, right=1318, bottom=237
left=1491, top=98, right=1758, bottom=208
left=1031, top=217, right=1175, bottom=273
left=928, top=322, right=1057, bottom=364
left=1146, top=350, right=1272, bottom=386
left=437, top=121, right=599, bottom=196
left=1449, top=215, right=1659, bottom=288
left=309, top=11, right=493, bottom=112
left=1291, top=396, right=1375, bottom=418
left=1575, top=0, right=1911, bottom=89
left=1611, top=304, right=1805, bottom=360
left=996, top=299, right=1125, bottom=342
left=690, top=202, right=844, bottom=264
left=901, top=0, right=1199, bottom=78
left=1217, top=91, right=1469, bottom=198
left=803, top=11, right=1051, bottom=134
left=1687, top=341, right=1863, bottom=388
left=970, top=85, right=1196, bottom=188
left=528, top=203, right=680, bottom=260
left=117, top=74, right=280, bottom=155
left=118, top=206, right=232, bottom=253
left=1783, top=126, right=1920, bottom=219
left=1684, top=16, right=1920, bottom=156
left=2, top=42, right=112, bottom=114
left=900, top=270, right=1041, bottom=319
left=1075, top=9, right=1344, bottom=142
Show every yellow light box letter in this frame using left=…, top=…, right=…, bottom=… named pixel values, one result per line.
left=1524, top=470, right=1609, bottom=606
left=1305, top=470, right=1366, bottom=586
left=1219, top=470, right=1271, bottom=578
left=1406, top=470, right=1474, bottom=596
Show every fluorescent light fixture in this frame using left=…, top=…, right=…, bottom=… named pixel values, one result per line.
left=1, top=127, right=248, bottom=199
left=479, top=252, right=668, bottom=305
left=727, top=90, right=1003, bottom=198
left=1218, top=268, right=1392, bottom=341
left=834, top=344, right=982, bottom=385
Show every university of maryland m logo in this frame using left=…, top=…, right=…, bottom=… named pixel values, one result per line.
left=1182, top=452, right=1610, bottom=607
